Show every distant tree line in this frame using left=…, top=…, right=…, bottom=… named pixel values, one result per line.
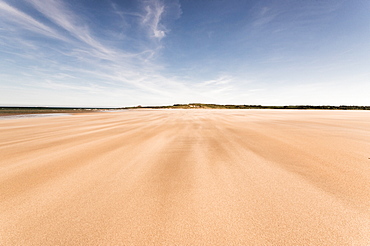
left=129, top=104, right=370, bottom=110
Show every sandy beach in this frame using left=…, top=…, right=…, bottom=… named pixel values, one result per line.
left=1, top=109, right=369, bottom=245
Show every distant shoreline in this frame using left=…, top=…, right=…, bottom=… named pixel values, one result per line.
left=1, top=104, right=369, bottom=116
left=0, top=113, right=72, bottom=120
left=0, top=107, right=123, bottom=117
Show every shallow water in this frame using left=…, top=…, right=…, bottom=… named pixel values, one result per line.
left=0, top=113, right=71, bottom=120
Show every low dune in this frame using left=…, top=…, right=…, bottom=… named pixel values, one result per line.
left=1, top=109, right=369, bottom=245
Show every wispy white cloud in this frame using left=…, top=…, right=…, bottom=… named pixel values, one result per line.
left=26, top=0, right=119, bottom=59
left=190, top=75, right=237, bottom=102
left=141, top=0, right=166, bottom=40
left=0, top=0, right=65, bottom=41
left=252, top=1, right=344, bottom=29
left=252, top=6, right=281, bottom=27
left=199, top=75, right=233, bottom=87
left=0, top=0, right=193, bottom=105
left=3, top=0, right=364, bottom=107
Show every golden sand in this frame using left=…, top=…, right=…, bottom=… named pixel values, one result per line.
left=1, top=109, right=370, bottom=245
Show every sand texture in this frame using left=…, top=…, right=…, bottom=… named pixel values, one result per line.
left=1, top=109, right=370, bottom=245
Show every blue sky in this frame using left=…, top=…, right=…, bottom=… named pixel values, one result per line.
left=1, top=0, right=369, bottom=107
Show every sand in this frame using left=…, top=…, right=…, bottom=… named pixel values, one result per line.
left=1, top=109, right=370, bottom=245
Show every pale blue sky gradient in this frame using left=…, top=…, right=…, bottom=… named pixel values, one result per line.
left=1, top=0, right=369, bottom=107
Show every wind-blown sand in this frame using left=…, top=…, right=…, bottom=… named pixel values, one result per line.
left=1, top=109, right=370, bottom=245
